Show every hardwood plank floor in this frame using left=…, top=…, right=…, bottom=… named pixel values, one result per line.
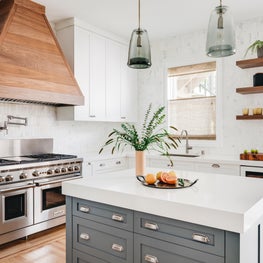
left=0, top=225, right=65, bottom=263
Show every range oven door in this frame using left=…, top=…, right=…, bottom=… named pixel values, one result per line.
left=34, top=181, right=66, bottom=224
left=0, top=183, right=34, bottom=235
left=34, top=176, right=81, bottom=224
left=240, top=166, right=263, bottom=178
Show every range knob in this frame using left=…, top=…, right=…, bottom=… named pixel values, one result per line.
left=5, top=175, right=13, bottom=182
left=32, top=170, right=40, bottom=177
left=47, top=169, right=54, bottom=175
left=61, top=167, right=67, bottom=173
left=68, top=166, right=74, bottom=172
left=20, top=173, right=28, bottom=180
left=55, top=168, right=61, bottom=174
left=74, top=166, right=80, bottom=171
left=0, top=176, right=5, bottom=182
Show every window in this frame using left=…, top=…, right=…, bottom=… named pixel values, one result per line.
left=167, top=62, right=216, bottom=140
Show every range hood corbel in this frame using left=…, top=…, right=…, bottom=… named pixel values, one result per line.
left=0, top=0, right=84, bottom=106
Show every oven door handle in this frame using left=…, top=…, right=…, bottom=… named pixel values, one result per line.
left=35, top=176, right=82, bottom=186
left=0, top=183, right=35, bottom=193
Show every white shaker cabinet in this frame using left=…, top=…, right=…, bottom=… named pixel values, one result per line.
left=55, top=18, right=137, bottom=122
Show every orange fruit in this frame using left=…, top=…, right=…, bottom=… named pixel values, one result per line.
left=165, top=175, right=177, bottom=185
left=145, top=173, right=157, bottom=184
left=160, top=172, right=169, bottom=183
left=168, top=170, right=176, bottom=177
left=156, top=171, right=162, bottom=181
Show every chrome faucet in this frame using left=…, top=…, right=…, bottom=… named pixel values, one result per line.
left=180, top=130, right=192, bottom=154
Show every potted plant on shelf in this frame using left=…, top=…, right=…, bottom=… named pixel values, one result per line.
left=99, top=104, right=180, bottom=176
left=245, top=40, right=263, bottom=58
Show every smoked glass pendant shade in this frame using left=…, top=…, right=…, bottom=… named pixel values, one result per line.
left=206, top=5, right=236, bottom=57
left=127, top=28, right=151, bottom=69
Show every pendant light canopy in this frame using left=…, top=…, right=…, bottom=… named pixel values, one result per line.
left=127, top=0, right=151, bottom=69
left=206, top=0, right=236, bottom=58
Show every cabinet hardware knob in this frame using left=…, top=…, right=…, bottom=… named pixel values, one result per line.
left=116, top=161, right=121, bottom=165
left=99, top=163, right=106, bottom=167
left=79, top=206, right=90, bottom=213
left=80, top=233, right=90, bottom=240
left=144, top=254, right=159, bottom=263
left=192, top=233, right=210, bottom=243
left=112, top=214, right=124, bottom=222
left=111, top=243, right=124, bottom=252
left=211, top=163, right=220, bottom=168
left=144, top=221, right=159, bottom=231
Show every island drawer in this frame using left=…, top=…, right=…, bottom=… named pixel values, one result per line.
left=134, top=211, right=224, bottom=256
left=134, top=233, right=224, bottom=263
left=73, top=216, right=133, bottom=263
left=73, top=249, right=108, bottom=263
left=73, top=198, right=133, bottom=231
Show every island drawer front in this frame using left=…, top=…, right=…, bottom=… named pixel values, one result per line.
left=73, top=198, right=133, bottom=231
left=73, top=216, right=133, bottom=263
left=134, top=212, right=224, bottom=257
left=134, top=233, right=224, bottom=263
left=195, top=162, right=240, bottom=176
left=73, top=249, right=109, bottom=263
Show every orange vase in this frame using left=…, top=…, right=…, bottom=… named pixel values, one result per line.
left=135, top=151, right=145, bottom=176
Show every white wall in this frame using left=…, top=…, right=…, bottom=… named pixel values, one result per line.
left=137, top=16, right=263, bottom=157
left=0, top=17, right=263, bottom=162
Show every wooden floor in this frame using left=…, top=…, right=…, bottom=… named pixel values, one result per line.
left=0, top=225, right=66, bottom=263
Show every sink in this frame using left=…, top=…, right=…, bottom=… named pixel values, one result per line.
left=164, top=153, right=200, bottom=158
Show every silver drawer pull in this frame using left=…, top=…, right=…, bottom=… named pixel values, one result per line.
left=80, top=233, right=90, bottom=240
left=211, top=163, right=220, bottom=168
left=116, top=161, right=121, bottom=165
left=145, top=254, right=159, bottom=263
left=144, top=222, right=159, bottom=231
left=112, top=214, right=124, bottom=222
left=99, top=163, right=106, bottom=167
left=111, top=243, right=124, bottom=252
left=89, top=115, right=96, bottom=118
left=192, top=233, right=210, bottom=243
left=79, top=206, right=90, bottom=213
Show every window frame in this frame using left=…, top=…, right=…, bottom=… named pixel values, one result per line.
left=164, top=60, right=223, bottom=148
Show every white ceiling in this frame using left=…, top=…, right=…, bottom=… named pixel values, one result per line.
left=35, top=0, right=263, bottom=41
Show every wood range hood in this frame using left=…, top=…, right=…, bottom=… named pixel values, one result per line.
left=0, top=0, right=84, bottom=106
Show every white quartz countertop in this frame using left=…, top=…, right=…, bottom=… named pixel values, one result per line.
left=62, top=168, right=263, bottom=234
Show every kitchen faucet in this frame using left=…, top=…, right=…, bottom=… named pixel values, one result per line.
left=180, top=130, right=192, bottom=154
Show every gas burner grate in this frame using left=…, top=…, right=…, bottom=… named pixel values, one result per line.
left=23, top=153, right=77, bottom=162
left=0, top=159, right=20, bottom=166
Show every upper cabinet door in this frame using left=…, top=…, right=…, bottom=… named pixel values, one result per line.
left=106, top=40, right=121, bottom=121
left=120, top=46, right=138, bottom=122
left=90, top=34, right=106, bottom=120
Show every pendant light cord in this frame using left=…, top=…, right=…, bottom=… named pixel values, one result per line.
left=138, top=0, right=141, bottom=30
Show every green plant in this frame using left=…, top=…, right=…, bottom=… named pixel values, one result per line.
left=99, top=104, right=180, bottom=157
left=244, top=40, right=263, bottom=57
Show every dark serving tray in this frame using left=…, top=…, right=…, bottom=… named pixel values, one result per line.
left=136, top=175, right=198, bottom=189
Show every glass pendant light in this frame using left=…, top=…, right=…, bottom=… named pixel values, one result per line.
left=206, top=0, right=236, bottom=57
left=127, top=0, right=151, bottom=69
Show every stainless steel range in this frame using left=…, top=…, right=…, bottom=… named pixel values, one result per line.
left=0, top=139, right=82, bottom=245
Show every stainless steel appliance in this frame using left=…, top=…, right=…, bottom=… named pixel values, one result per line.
left=0, top=139, right=82, bottom=245
left=240, top=165, right=263, bottom=178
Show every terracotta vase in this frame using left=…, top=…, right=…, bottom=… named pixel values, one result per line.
left=135, top=151, right=145, bottom=176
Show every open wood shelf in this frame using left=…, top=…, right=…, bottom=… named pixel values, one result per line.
left=236, top=115, right=263, bottom=120
left=236, top=86, right=263, bottom=94
left=236, top=58, right=263, bottom=69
